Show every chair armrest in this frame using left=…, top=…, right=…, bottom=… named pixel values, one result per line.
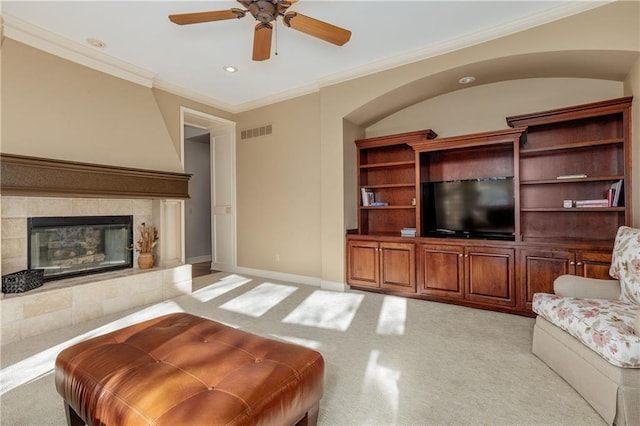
left=553, top=275, right=621, bottom=300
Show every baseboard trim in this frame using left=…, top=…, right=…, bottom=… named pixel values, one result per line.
left=231, top=266, right=322, bottom=288
left=320, top=280, right=349, bottom=292
left=212, top=266, right=348, bottom=292
left=187, top=255, right=212, bottom=264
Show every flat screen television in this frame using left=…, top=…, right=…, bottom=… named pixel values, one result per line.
left=421, top=177, right=515, bottom=240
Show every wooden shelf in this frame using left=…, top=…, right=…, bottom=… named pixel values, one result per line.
left=360, top=183, right=414, bottom=189
left=521, top=175, right=624, bottom=185
left=521, top=207, right=625, bottom=212
left=359, top=160, right=414, bottom=169
left=361, top=205, right=416, bottom=210
left=520, top=138, right=623, bottom=156
left=355, top=130, right=436, bottom=235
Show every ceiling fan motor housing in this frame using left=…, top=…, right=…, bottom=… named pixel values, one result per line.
left=248, top=1, right=277, bottom=23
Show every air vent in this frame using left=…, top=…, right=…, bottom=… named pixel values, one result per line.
left=241, top=124, right=272, bottom=140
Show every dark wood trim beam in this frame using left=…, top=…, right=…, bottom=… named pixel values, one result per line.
left=1, top=154, right=191, bottom=199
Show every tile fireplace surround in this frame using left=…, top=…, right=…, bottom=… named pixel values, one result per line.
left=0, top=196, right=192, bottom=344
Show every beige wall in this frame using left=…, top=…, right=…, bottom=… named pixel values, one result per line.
left=236, top=93, right=322, bottom=277
left=1, top=40, right=183, bottom=173
left=367, top=78, right=624, bottom=139
left=343, top=120, right=364, bottom=232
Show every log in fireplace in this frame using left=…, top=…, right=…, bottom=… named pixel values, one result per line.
left=28, top=215, right=133, bottom=281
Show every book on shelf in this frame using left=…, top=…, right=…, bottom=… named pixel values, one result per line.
left=611, top=179, right=624, bottom=207
left=361, top=188, right=374, bottom=206
left=575, top=199, right=609, bottom=208
left=400, top=227, right=416, bottom=237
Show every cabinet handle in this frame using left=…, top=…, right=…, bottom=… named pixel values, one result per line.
left=459, top=254, right=463, bottom=258
left=464, top=254, right=469, bottom=258
left=570, top=261, right=575, bottom=265
left=576, top=262, right=583, bottom=266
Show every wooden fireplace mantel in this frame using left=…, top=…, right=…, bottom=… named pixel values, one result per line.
left=0, top=154, right=191, bottom=199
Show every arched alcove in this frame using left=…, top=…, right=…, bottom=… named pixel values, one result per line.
left=345, top=50, right=638, bottom=129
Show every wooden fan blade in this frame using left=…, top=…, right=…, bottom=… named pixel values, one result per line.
left=283, top=12, right=351, bottom=46
left=169, top=9, right=245, bottom=25
left=253, top=23, right=272, bottom=61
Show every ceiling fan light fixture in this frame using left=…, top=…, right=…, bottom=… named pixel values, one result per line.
left=223, top=65, right=238, bottom=73
left=458, top=76, right=476, bottom=84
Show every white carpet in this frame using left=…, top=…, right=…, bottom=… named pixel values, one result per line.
left=1, top=272, right=605, bottom=425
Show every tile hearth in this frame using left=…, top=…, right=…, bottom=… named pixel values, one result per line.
left=1, top=264, right=192, bottom=344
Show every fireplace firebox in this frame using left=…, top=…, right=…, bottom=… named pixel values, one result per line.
left=28, top=216, right=133, bottom=281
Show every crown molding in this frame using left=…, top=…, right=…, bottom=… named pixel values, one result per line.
left=2, top=13, right=155, bottom=88
left=154, top=77, right=321, bottom=114
left=235, top=84, right=321, bottom=112
left=153, top=78, right=239, bottom=114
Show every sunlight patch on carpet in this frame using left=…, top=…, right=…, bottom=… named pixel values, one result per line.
left=361, top=349, right=400, bottom=424
left=191, top=274, right=251, bottom=302
left=282, top=290, right=364, bottom=331
left=269, top=334, right=324, bottom=351
left=0, top=301, right=183, bottom=396
left=376, top=296, right=407, bottom=335
left=219, top=282, right=297, bottom=317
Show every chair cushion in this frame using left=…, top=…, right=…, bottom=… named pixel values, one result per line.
left=610, top=226, right=640, bottom=305
left=533, top=293, right=640, bottom=368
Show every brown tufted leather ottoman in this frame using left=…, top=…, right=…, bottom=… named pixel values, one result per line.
left=55, top=313, right=324, bottom=425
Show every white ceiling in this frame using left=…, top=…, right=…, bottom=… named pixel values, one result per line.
left=2, top=1, right=610, bottom=112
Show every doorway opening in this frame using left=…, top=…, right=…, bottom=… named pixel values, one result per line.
left=181, top=107, right=237, bottom=277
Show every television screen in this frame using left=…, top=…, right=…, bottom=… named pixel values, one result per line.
left=422, top=177, right=515, bottom=240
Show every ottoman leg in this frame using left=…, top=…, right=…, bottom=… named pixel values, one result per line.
left=295, top=401, right=319, bottom=426
left=63, top=403, right=85, bottom=426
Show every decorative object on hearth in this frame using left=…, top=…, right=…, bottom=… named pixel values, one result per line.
left=137, top=253, right=155, bottom=270
left=168, top=0, right=351, bottom=61
left=2, top=269, right=44, bottom=293
left=135, top=222, right=158, bottom=269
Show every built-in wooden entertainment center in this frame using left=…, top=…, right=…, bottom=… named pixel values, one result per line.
left=346, top=97, right=633, bottom=316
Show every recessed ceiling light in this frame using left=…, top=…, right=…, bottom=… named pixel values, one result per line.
left=458, top=76, right=476, bottom=84
left=223, top=66, right=238, bottom=73
left=86, top=38, right=106, bottom=48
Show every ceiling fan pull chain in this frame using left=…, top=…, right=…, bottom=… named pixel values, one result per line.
left=274, top=18, right=278, bottom=56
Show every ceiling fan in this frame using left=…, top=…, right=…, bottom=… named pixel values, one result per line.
left=169, top=0, right=351, bottom=61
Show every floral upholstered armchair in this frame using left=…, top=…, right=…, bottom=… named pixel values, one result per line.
left=532, top=226, right=640, bottom=425
left=534, top=226, right=640, bottom=365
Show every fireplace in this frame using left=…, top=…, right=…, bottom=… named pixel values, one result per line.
left=27, top=215, right=134, bottom=281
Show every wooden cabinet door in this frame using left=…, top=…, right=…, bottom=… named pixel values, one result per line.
left=466, top=246, right=516, bottom=307
left=380, top=242, right=416, bottom=292
left=346, top=240, right=380, bottom=288
left=520, top=249, right=573, bottom=310
left=417, top=244, right=464, bottom=298
left=575, top=250, right=612, bottom=279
